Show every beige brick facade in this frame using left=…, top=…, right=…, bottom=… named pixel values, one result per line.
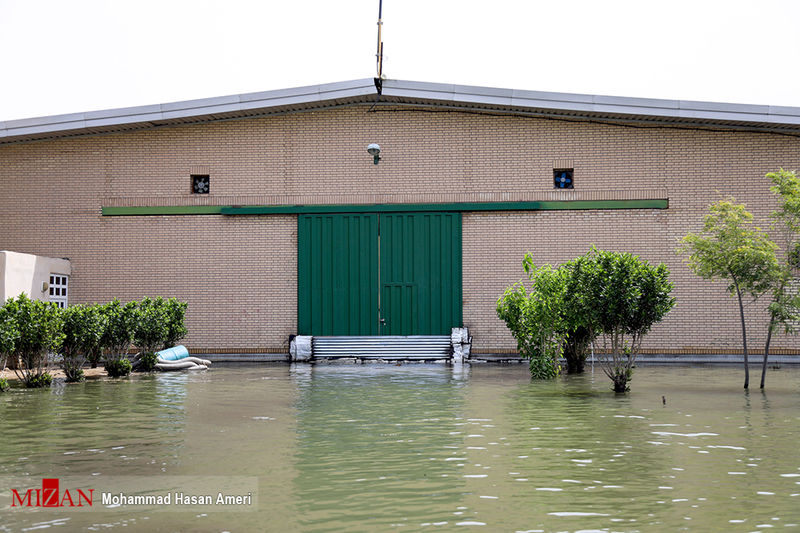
left=1, top=104, right=798, bottom=354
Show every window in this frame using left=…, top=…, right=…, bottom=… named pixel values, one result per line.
left=553, top=168, right=574, bottom=189
left=192, top=174, right=210, bottom=194
left=790, top=242, right=800, bottom=269
left=49, top=274, right=69, bottom=308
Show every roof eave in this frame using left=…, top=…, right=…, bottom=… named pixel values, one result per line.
left=3, top=78, right=800, bottom=145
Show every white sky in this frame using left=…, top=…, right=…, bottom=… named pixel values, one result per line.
left=1, top=0, right=799, bottom=121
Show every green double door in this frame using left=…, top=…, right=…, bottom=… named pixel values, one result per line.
left=298, top=212, right=462, bottom=336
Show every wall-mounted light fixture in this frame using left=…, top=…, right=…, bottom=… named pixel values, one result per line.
left=367, top=143, right=381, bottom=165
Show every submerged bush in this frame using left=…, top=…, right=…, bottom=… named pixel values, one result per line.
left=562, top=326, right=593, bottom=374
left=105, top=357, right=132, bottom=378
left=497, top=263, right=567, bottom=379
left=81, top=304, right=108, bottom=369
left=162, top=298, right=188, bottom=349
left=498, top=253, right=603, bottom=378
left=61, top=304, right=103, bottom=382
left=130, top=296, right=188, bottom=371
left=62, top=359, right=84, bottom=383
left=580, top=249, right=675, bottom=392
left=6, top=294, right=64, bottom=388
left=498, top=248, right=675, bottom=391
left=138, top=351, right=158, bottom=372
left=134, top=297, right=169, bottom=355
left=0, top=300, right=20, bottom=392
left=0, top=295, right=188, bottom=383
left=101, top=300, right=138, bottom=377
left=26, top=372, right=53, bottom=388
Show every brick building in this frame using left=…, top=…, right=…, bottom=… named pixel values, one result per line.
left=1, top=79, right=798, bottom=357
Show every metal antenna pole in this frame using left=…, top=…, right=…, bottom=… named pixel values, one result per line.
left=376, top=0, right=384, bottom=79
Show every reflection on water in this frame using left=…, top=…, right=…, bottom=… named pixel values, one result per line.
left=2, top=374, right=188, bottom=475
left=0, top=364, right=799, bottom=531
left=294, top=365, right=468, bottom=532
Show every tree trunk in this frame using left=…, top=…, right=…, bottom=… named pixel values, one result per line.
left=563, top=331, right=588, bottom=374
left=762, top=277, right=787, bottom=389
left=735, top=283, right=749, bottom=389
left=761, top=317, right=775, bottom=389
left=565, top=355, right=580, bottom=374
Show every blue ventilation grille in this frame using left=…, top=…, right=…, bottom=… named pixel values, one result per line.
left=192, top=175, right=210, bottom=194
left=554, top=169, right=574, bottom=189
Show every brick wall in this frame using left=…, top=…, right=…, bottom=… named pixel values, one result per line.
left=1, top=105, right=798, bottom=353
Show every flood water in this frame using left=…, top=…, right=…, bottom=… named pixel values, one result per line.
left=1, top=363, right=800, bottom=532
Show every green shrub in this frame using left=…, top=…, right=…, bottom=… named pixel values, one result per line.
left=101, top=300, right=138, bottom=376
left=65, top=367, right=84, bottom=382
left=101, top=300, right=138, bottom=356
left=0, top=300, right=19, bottom=360
left=558, top=253, right=605, bottom=374
left=105, top=357, right=132, bottom=378
left=138, top=351, right=158, bottom=372
left=83, top=304, right=108, bottom=368
left=26, top=372, right=53, bottom=388
left=561, top=326, right=592, bottom=374
left=134, top=297, right=169, bottom=355
left=497, top=263, right=567, bottom=379
left=498, top=248, right=675, bottom=390
left=163, top=298, right=188, bottom=349
left=580, top=249, right=675, bottom=392
left=61, top=305, right=98, bottom=382
left=6, top=294, right=64, bottom=388
left=498, top=253, right=601, bottom=377
left=0, top=300, right=19, bottom=392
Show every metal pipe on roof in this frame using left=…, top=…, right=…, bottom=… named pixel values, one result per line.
left=376, top=0, right=384, bottom=79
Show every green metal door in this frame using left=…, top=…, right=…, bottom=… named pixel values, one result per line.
left=379, top=213, right=462, bottom=335
left=298, top=214, right=379, bottom=335
left=298, top=212, right=461, bottom=336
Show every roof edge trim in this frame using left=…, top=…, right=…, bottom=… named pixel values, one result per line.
left=4, top=78, right=800, bottom=144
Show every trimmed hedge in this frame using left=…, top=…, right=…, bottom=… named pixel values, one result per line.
left=0, top=295, right=188, bottom=387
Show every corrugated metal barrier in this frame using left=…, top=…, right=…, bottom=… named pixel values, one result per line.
left=312, top=335, right=452, bottom=360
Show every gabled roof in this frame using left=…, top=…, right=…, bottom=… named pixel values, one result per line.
left=3, top=78, right=800, bottom=145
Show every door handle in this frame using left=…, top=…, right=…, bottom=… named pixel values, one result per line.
left=379, top=318, right=386, bottom=325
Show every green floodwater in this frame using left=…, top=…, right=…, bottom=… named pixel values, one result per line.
left=1, top=363, right=800, bottom=532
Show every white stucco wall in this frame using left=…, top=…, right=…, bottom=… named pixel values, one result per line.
left=0, top=251, right=71, bottom=304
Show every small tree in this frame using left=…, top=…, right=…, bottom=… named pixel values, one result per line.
left=60, top=305, right=88, bottom=382
left=134, top=297, right=169, bottom=354
left=760, top=170, right=800, bottom=388
left=101, top=300, right=138, bottom=377
left=133, top=297, right=169, bottom=371
left=8, top=294, right=64, bottom=388
left=497, top=256, right=567, bottom=379
left=162, top=298, right=188, bottom=349
left=60, top=304, right=106, bottom=382
left=82, top=304, right=108, bottom=369
left=679, top=199, right=781, bottom=389
left=580, top=249, right=675, bottom=392
left=560, top=254, right=600, bottom=373
left=0, top=300, right=20, bottom=391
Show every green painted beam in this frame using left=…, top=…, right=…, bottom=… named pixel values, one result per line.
left=221, top=199, right=668, bottom=214
left=101, top=199, right=668, bottom=216
left=102, top=205, right=225, bottom=216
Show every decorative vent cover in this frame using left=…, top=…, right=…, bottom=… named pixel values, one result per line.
left=191, top=174, right=210, bottom=194
left=553, top=168, right=574, bottom=189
